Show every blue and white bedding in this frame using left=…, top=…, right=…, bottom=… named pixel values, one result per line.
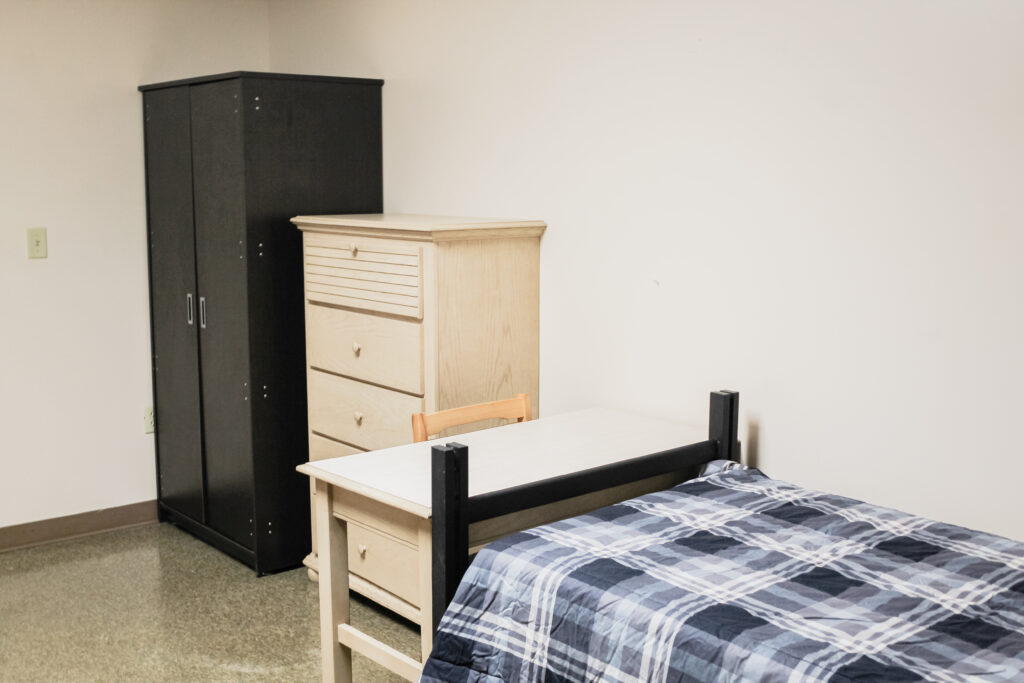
left=421, top=468, right=1024, bottom=681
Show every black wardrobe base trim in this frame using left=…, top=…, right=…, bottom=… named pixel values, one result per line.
left=158, top=504, right=258, bottom=571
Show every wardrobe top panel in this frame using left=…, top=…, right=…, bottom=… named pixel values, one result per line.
left=292, top=214, right=546, bottom=242
left=139, top=71, right=383, bottom=92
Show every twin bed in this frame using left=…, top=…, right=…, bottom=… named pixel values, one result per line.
left=302, top=390, right=1024, bottom=681
left=419, top=392, right=1024, bottom=681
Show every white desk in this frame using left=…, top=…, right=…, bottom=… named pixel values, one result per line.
left=298, top=408, right=705, bottom=682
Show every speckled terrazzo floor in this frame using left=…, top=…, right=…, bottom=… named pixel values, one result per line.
left=0, top=523, right=419, bottom=682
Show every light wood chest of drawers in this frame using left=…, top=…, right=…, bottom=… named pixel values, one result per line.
left=293, top=213, right=545, bottom=608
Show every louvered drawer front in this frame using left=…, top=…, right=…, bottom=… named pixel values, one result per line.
left=303, top=234, right=422, bottom=319
left=308, top=371, right=423, bottom=451
left=306, top=304, right=423, bottom=395
left=346, top=523, right=420, bottom=606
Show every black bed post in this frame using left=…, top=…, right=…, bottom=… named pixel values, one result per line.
left=431, top=442, right=470, bottom=635
left=709, top=390, right=740, bottom=462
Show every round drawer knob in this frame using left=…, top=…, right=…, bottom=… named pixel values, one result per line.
left=353, top=411, right=364, bottom=426
left=352, top=342, right=361, bottom=356
left=349, top=243, right=358, bottom=256
left=358, top=544, right=367, bottom=558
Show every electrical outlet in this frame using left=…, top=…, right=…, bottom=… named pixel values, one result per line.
left=27, top=227, right=47, bottom=259
left=144, top=406, right=155, bottom=434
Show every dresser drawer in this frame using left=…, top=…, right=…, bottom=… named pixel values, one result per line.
left=347, top=523, right=420, bottom=607
left=306, top=304, right=423, bottom=395
left=309, top=433, right=364, bottom=461
left=303, top=233, right=422, bottom=319
left=308, top=371, right=423, bottom=451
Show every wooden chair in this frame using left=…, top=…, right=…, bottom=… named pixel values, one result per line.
left=412, top=394, right=532, bottom=443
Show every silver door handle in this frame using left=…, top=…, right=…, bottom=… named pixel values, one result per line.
left=187, top=294, right=194, bottom=325
left=199, top=297, right=207, bottom=329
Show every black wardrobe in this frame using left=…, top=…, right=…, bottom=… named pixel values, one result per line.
left=139, top=72, right=383, bottom=573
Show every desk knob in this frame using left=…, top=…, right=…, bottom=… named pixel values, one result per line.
left=352, top=342, right=361, bottom=356
left=349, top=243, right=358, bottom=256
left=353, top=411, right=364, bottom=426
left=358, top=544, right=367, bottom=558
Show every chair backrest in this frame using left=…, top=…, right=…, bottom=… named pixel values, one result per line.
left=412, top=393, right=532, bottom=443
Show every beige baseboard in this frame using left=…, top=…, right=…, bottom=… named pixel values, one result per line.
left=0, top=500, right=159, bottom=554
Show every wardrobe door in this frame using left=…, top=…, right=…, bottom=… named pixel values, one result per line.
left=190, top=80, right=255, bottom=549
left=143, top=86, right=205, bottom=523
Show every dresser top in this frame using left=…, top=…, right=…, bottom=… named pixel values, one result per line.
left=292, top=213, right=546, bottom=241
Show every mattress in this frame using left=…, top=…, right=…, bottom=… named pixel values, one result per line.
left=421, top=468, right=1024, bottom=681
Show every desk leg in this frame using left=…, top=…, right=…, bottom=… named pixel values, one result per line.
left=417, top=523, right=434, bottom=662
left=315, top=479, right=352, bottom=683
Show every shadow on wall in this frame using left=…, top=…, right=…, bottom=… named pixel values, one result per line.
left=744, top=418, right=760, bottom=470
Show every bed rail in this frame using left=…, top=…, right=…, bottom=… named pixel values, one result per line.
left=430, top=389, right=739, bottom=633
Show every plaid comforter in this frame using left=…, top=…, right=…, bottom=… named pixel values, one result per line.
left=421, top=469, right=1024, bottom=682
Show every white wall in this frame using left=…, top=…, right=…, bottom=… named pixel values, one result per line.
left=4, top=0, right=1020, bottom=543
left=268, top=1, right=1024, bottom=540
left=0, top=0, right=270, bottom=527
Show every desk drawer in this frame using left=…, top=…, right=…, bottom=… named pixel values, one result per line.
left=334, top=489, right=420, bottom=546
left=347, top=523, right=420, bottom=606
left=308, top=371, right=423, bottom=451
left=306, top=304, right=423, bottom=395
left=304, top=234, right=422, bottom=319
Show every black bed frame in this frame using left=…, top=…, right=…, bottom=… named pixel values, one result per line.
left=429, top=390, right=740, bottom=632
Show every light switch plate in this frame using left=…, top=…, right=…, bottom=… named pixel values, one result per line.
left=27, top=228, right=47, bottom=259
